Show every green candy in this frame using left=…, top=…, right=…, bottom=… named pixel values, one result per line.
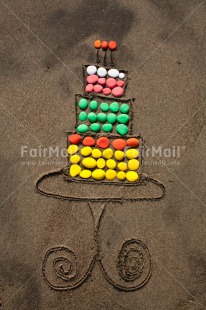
left=77, top=124, right=88, bottom=133
left=116, top=124, right=128, bottom=136
left=117, top=114, right=130, bottom=124
left=110, top=102, right=119, bottom=113
left=102, top=123, right=113, bottom=133
left=100, top=102, right=109, bottom=112
left=90, top=100, right=98, bottom=111
left=120, top=103, right=130, bottom=114
left=90, top=123, right=100, bottom=132
left=79, top=111, right=87, bottom=121
left=97, top=113, right=107, bottom=123
left=78, top=98, right=88, bottom=110
left=88, top=112, right=97, bottom=123
left=107, top=113, right=117, bottom=124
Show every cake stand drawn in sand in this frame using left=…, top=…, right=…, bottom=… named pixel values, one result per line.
left=36, top=40, right=166, bottom=291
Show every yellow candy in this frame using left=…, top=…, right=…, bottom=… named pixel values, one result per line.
left=81, top=146, right=92, bottom=156
left=68, top=144, right=78, bottom=155
left=70, top=154, right=81, bottom=164
left=80, top=170, right=92, bottom=179
left=126, top=149, right=139, bottom=159
left=97, top=158, right=106, bottom=169
left=106, top=169, right=116, bottom=180
left=117, top=171, right=126, bottom=180
left=114, top=150, right=125, bottom=161
left=126, top=171, right=139, bottom=182
left=128, top=159, right=140, bottom=171
left=82, top=157, right=97, bottom=168
left=117, top=162, right=127, bottom=171
left=103, top=148, right=113, bottom=159
left=92, top=148, right=102, bottom=158
left=92, top=169, right=105, bottom=180
left=70, top=164, right=81, bottom=177
left=106, top=159, right=116, bottom=169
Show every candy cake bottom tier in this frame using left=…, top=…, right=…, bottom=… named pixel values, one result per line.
left=67, top=133, right=142, bottom=183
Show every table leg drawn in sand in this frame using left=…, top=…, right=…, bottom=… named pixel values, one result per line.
left=36, top=40, right=166, bottom=291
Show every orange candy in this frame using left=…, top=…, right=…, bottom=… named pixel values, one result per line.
left=109, top=41, right=117, bottom=51
left=112, top=139, right=126, bottom=150
left=82, top=136, right=96, bottom=146
left=127, top=138, right=139, bottom=147
left=97, top=137, right=110, bottom=149
left=94, top=40, right=102, bottom=49
left=102, top=41, right=108, bottom=50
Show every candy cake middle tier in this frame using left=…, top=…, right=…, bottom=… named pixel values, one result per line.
left=67, top=133, right=142, bottom=183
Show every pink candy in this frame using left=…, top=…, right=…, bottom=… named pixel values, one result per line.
left=87, top=74, right=98, bottom=84
left=98, top=78, right=106, bottom=85
left=85, top=84, right=94, bottom=92
left=103, top=88, right=112, bottom=95
left=106, top=78, right=117, bottom=89
left=112, top=87, right=124, bottom=97
left=117, top=80, right=125, bottom=87
left=94, top=84, right=103, bottom=93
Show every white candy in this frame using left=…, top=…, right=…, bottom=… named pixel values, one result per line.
left=108, top=68, right=119, bottom=78
left=87, top=65, right=97, bottom=75
left=119, top=72, right=125, bottom=79
left=97, top=67, right=107, bottom=77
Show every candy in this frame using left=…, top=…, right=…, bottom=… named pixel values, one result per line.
left=100, top=102, right=109, bottom=112
left=90, top=123, right=100, bottom=132
left=109, top=41, right=117, bottom=51
left=82, top=157, right=97, bottom=169
left=97, top=113, right=107, bottom=123
left=68, top=144, right=79, bottom=155
left=88, top=112, right=97, bottom=123
left=82, top=136, right=96, bottom=146
left=119, top=72, right=125, bottom=79
left=112, top=87, right=124, bottom=97
left=85, top=84, right=94, bottom=93
left=117, top=162, right=127, bottom=171
left=102, top=123, right=113, bottom=132
left=94, top=84, right=103, bottom=93
left=70, top=164, right=81, bottom=177
left=90, top=100, right=98, bottom=111
left=114, top=150, right=125, bottom=160
left=112, top=139, right=126, bottom=150
left=117, top=114, right=130, bottom=124
left=116, top=124, right=128, bottom=136
left=87, top=75, right=98, bottom=84
left=110, top=102, right=119, bottom=113
left=79, top=111, right=87, bottom=121
left=103, top=88, right=112, bottom=95
left=97, top=137, right=110, bottom=149
left=126, top=149, right=139, bottom=159
left=87, top=65, right=97, bottom=75
left=117, top=171, right=126, bottom=180
left=92, top=148, right=102, bottom=158
left=70, top=155, right=81, bottom=164
left=128, top=159, right=140, bottom=171
left=96, top=158, right=106, bottom=169
left=94, top=40, right=102, bottom=49
left=106, top=159, right=116, bottom=169
left=68, top=134, right=81, bottom=144
left=117, top=80, right=125, bottom=87
left=120, top=103, right=130, bottom=114
left=78, top=98, right=88, bottom=109
left=108, top=69, right=119, bottom=78
left=106, top=78, right=117, bottom=89
left=92, top=169, right=105, bottom=180
left=107, top=113, right=117, bottom=124
left=126, top=171, right=139, bottom=182
left=106, top=169, right=116, bottom=181
left=80, top=170, right=92, bottom=179
left=98, top=78, right=106, bottom=85
left=102, top=41, right=109, bottom=50
left=81, top=146, right=92, bottom=156
left=126, top=138, right=139, bottom=147
left=97, top=67, right=107, bottom=77
left=103, top=148, right=113, bottom=159
left=77, top=124, right=88, bottom=133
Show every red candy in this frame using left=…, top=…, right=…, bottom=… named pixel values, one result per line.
left=94, top=40, right=102, bottom=49
left=103, top=88, right=112, bottom=95
left=117, top=80, right=125, bottom=87
left=83, top=136, right=96, bottom=146
left=112, top=139, right=126, bottom=150
left=106, top=78, right=117, bottom=89
left=68, top=134, right=81, bottom=144
left=97, top=137, right=110, bottom=149
left=85, top=84, right=94, bottom=92
left=112, top=86, right=124, bottom=97
left=127, top=138, right=139, bottom=147
left=94, top=84, right=103, bottom=93
left=102, top=41, right=109, bottom=50
left=87, top=75, right=98, bottom=84
left=109, top=41, right=117, bottom=51
left=98, top=78, right=106, bottom=85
